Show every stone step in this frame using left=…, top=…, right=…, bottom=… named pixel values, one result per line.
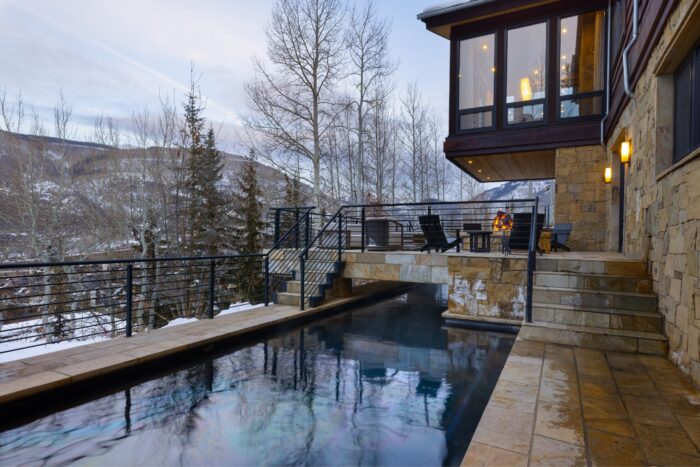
left=534, top=271, right=652, bottom=294
left=532, top=303, right=663, bottom=333
left=519, top=321, right=667, bottom=355
left=536, top=257, right=648, bottom=277
left=284, top=280, right=325, bottom=295
left=275, top=291, right=302, bottom=307
left=533, top=286, right=657, bottom=312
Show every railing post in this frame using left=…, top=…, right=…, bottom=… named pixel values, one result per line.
left=299, top=255, right=305, bottom=311
left=305, top=211, right=310, bottom=249
left=295, top=208, right=300, bottom=249
left=125, top=263, right=133, bottom=337
left=525, top=199, right=538, bottom=323
left=360, top=207, right=366, bottom=252
left=337, top=212, right=343, bottom=261
left=264, top=256, right=270, bottom=306
left=274, top=209, right=281, bottom=244
left=208, top=259, right=215, bottom=319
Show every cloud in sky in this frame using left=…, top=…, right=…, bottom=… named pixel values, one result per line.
left=0, top=0, right=449, bottom=150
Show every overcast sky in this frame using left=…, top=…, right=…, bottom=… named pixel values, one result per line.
left=0, top=0, right=449, bottom=151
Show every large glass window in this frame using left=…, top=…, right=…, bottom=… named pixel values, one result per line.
left=559, top=12, right=606, bottom=118
left=458, top=34, right=495, bottom=130
left=506, top=22, right=547, bottom=124
left=674, top=45, right=700, bottom=163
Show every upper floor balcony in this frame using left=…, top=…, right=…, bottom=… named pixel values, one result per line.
left=419, top=0, right=608, bottom=182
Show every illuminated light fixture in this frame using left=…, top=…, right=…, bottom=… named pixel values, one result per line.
left=477, top=169, right=483, bottom=173
left=468, top=160, right=473, bottom=164
left=520, top=77, right=532, bottom=101
left=486, top=176, right=491, bottom=180
left=604, top=167, right=612, bottom=183
left=562, top=55, right=567, bottom=60
left=482, top=44, right=488, bottom=50
left=458, top=73, right=462, bottom=78
left=561, top=65, right=567, bottom=70
left=620, top=141, right=631, bottom=164
left=533, top=69, right=539, bottom=75
left=491, top=67, right=496, bottom=72
left=562, top=28, right=568, bottom=33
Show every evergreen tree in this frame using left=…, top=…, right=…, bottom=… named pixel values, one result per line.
left=182, top=85, right=228, bottom=256
left=232, top=150, right=265, bottom=302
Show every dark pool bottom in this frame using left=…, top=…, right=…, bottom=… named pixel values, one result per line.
left=0, top=285, right=515, bottom=467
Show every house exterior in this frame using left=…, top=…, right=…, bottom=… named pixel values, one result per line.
left=419, top=0, right=700, bottom=387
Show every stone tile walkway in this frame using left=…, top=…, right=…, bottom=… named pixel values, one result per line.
left=0, top=281, right=404, bottom=405
left=463, top=337, right=700, bottom=466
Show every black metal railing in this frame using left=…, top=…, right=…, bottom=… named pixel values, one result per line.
left=0, top=254, right=267, bottom=354
left=0, top=198, right=543, bottom=357
left=298, top=208, right=345, bottom=310
left=265, top=206, right=316, bottom=304
left=294, top=198, right=542, bottom=317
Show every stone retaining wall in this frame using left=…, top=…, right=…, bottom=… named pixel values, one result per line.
left=342, top=252, right=527, bottom=323
left=447, top=256, right=527, bottom=323
left=605, top=0, right=700, bottom=387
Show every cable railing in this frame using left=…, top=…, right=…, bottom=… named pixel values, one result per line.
left=0, top=254, right=267, bottom=354
left=1, top=198, right=543, bottom=357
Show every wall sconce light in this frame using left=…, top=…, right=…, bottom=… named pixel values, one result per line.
left=620, top=141, right=631, bottom=164
left=604, top=167, right=612, bottom=183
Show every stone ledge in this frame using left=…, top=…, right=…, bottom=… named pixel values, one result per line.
left=0, top=281, right=408, bottom=406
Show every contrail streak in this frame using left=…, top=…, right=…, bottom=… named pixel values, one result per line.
left=15, top=2, right=240, bottom=124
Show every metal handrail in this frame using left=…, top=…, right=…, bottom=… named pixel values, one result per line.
left=525, top=197, right=540, bottom=323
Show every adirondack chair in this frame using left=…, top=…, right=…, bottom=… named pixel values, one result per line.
left=551, top=223, right=573, bottom=252
left=509, top=213, right=545, bottom=252
left=418, top=215, right=462, bottom=253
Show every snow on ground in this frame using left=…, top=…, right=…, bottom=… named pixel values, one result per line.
left=0, top=302, right=264, bottom=363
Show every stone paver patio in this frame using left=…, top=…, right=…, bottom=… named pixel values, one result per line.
left=463, top=337, right=700, bottom=466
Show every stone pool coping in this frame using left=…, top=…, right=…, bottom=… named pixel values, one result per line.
left=0, top=281, right=409, bottom=406
left=462, top=336, right=700, bottom=466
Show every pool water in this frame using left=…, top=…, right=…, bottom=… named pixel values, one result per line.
left=0, top=285, right=515, bottom=466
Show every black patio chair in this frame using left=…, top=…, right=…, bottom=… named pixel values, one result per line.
left=509, top=213, right=545, bottom=253
left=418, top=215, right=462, bottom=253
left=551, top=223, right=573, bottom=252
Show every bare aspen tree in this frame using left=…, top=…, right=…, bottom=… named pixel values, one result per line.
left=0, top=87, right=24, bottom=133
left=53, top=89, right=74, bottom=141
left=399, top=83, right=428, bottom=202
left=346, top=0, right=395, bottom=202
left=244, top=0, right=346, bottom=207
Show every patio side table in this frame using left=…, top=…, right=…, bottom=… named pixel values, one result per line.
left=469, top=231, right=492, bottom=253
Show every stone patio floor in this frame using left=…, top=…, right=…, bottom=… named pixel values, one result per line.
left=463, top=337, right=700, bottom=466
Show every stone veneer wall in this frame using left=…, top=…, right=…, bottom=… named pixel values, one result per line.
left=447, top=256, right=527, bottom=323
left=554, top=145, right=609, bottom=251
left=341, top=252, right=527, bottom=323
left=606, top=0, right=700, bottom=387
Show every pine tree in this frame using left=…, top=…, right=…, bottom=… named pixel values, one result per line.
left=182, top=87, right=228, bottom=256
left=182, top=85, right=206, bottom=255
left=232, top=150, right=265, bottom=302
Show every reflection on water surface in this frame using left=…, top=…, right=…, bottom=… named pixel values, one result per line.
left=0, top=285, right=514, bottom=466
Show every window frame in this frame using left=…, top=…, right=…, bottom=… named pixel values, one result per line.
left=503, top=18, right=550, bottom=128
left=451, top=4, right=607, bottom=136
left=455, top=31, right=498, bottom=133
left=673, top=43, right=700, bottom=164
left=557, top=12, right=607, bottom=122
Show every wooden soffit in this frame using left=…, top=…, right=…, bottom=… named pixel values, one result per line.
left=452, top=150, right=555, bottom=182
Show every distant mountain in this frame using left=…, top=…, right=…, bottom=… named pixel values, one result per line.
left=475, top=180, right=553, bottom=205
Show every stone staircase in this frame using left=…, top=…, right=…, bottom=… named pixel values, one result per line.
left=519, top=256, right=667, bottom=355
left=272, top=250, right=347, bottom=308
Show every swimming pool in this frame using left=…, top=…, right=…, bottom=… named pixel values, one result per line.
left=0, top=285, right=515, bottom=466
